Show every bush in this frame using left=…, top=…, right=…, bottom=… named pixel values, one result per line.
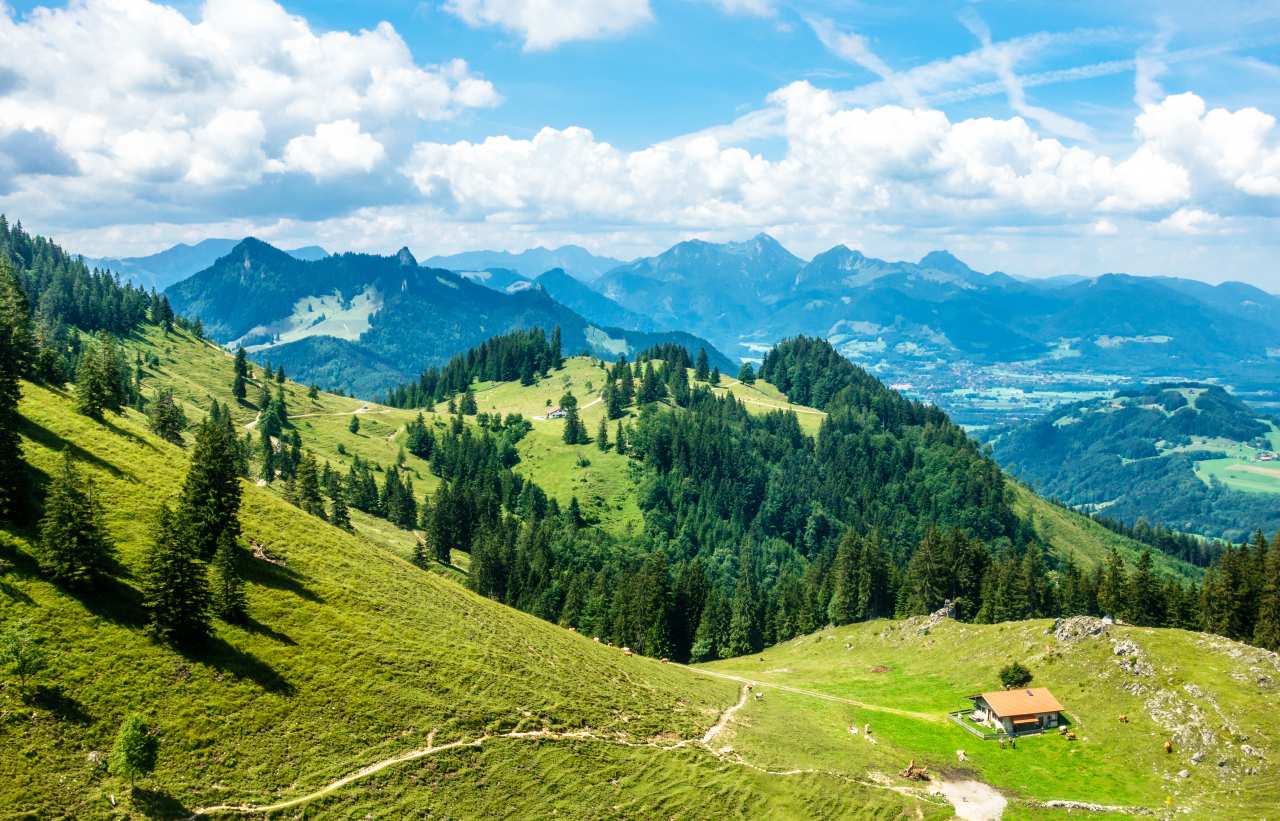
left=999, top=661, right=1032, bottom=688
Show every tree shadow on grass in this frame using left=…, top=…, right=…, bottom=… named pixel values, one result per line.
left=74, top=574, right=149, bottom=630
left=238, top=613, right=297, bottom=646
left=243, top=557, right=324, bottom=604
left=29, top=683, right=91, bottom=725
left=17, top=417, right=136, bottom=481
left=179, top=635, right=296, bottom=696
left=129, top=786, right=191, bottom=820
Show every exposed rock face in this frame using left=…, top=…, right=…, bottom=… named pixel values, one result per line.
left=1113, top=639, right=1154, bottom=677
left=1051, top=616, right=1109, bottom=642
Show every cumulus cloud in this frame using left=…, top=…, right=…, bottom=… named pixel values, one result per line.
left=1159, top=207, right=1222, bottom=234
left=0, top=0, right=498, bottom=204
left=402, top=83, right=1280, bottom=235
left=707, top=0, right=776, bottom=17
left=443, top=0, right=653, bottom=50
left=275, top=120, right=387, bottom=179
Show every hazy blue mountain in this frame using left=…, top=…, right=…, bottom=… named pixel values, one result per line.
left=83, top=238, right=327, bottom=290
left=591, top=234, right=1280, bottom=382
left=424, top=245, right=625, bottom=281
left=165, top=239, right=730, bottom=395
left=455, top=267, right=531, bottom=293
left=533, top=268, right=655, bottom=331
left=986, top=383, right=1280, bottom=541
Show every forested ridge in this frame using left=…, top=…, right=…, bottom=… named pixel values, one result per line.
left=990, top=383, right=1280, bottom=540
left=3, top=222, right=1279, bottom=677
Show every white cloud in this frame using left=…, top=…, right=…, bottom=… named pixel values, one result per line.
left=443, top=0, right=652, bottom=50
left=1159, top=207, right=1222, bottom=234
left=404, top=83, right=1280, bottom=232
left=707, top=0, right=776, bottom=17
left=275, top=120, right=387, bottom=179
left=0, top=0, right=498, bottom=201
left=1091, top=218, right=1119, bottom=236
left=806, top=16, right=923, bottom=107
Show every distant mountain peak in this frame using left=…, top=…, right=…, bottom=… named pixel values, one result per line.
left=396, top=246, right=417, bottom=267
left=918, top=250, right=975, bottom=275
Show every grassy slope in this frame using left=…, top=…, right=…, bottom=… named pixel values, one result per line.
left=2, top=356, right=947, bottom=819
left=701, top=618, right=1280, bottom=819
left=0, top=380, right=741, bottom=816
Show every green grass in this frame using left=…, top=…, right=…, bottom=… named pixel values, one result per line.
left=0, top=379, right=753, bottom=817
left=701, top=618, right=1280, bottom=819
left=1195, top=457, right=1280, bottom=494
left=1010, top=481, right=1201, bottom=580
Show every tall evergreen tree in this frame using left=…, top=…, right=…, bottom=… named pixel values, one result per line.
left=596, top=416, right=609, bottom=451
left=36, top=450, right=114, bottom=587
left=210, top=530, right=247, bottom=623
left=550, top=326, right=563, bottom=369
left=1253, top=532, right=1280, bottom=650
left=737, top=362, right=756, bottom=384
left=0, top=259, right=30, bottom=520
left=560, top=392, right=586, bottom=444
left=145, top=387, right=188, bottom=445
left=294, top=451, right=327, bottom=519
left=142, top=504, right=210, bottom=644
left=75, top=333, right=124, bottom=419
left=1128, top=550, right=1165, bottom=626
left=694, top=348, right=710, bottom=381
left=177, top=413, right=243, bottom=560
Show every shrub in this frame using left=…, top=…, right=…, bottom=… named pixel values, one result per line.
left=999, top=661, right=1032, bottom=688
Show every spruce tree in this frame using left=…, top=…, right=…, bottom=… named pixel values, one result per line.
left=1254, top=532, right=1280, bottom=650
left=737, top=362, right=756, bottom=384
left=36, top=450, right=114, bottom=587
left=75, top=333, right=123, bottom=419
left=210, top=530, right=247, bottom=623
left=710, top=366, right=721, bottom=385
left=1128, top=550, right=1164, bottom=626
left=460, top=389, right=478, bottom=415
left=232, top=371, right=247, bottom=402
left=694, top=348, right=710, bottom=381
left=177, top=414, right=243, bottom=560
left=329, top=487, right=352, bottom=530
left=560, top=392, right=585, bottom=444
left=619, top=362, right=635, bottom=406
left=1097, top=549, right=1128, bottom=619
left=348, top=414, right=360, bottom=434
left=145, top=387, right=188, bottom=445
left=0, top=259, right=30, bottom=520
left=550, top=326, right=563, bottom=369
left=142, top=504, right=211, bottom=645
left=827, top=530, right=860, bottom=625
left=615, top=421, right=627, bottom=455
left=596, top=416, right=609, bottom=451
left=294, top=451, right=326, bottom=519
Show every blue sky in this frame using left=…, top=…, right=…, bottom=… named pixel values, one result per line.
left=1, top=0, right=1279, bottom=288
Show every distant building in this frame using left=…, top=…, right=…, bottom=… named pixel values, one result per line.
left=968, top=687, right=1064, bottom=735
left=546, top=407, right=566, bottom=419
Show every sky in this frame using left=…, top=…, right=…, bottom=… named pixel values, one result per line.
left=1, top=0, right=1279, bottom=288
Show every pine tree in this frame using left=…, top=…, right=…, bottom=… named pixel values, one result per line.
left=550, top=326, right=563, bottom=369
left=710, top=366, right=720, bottom=385
left=145, top=387, right=188, bottom=445
left=1254, top=532, right=1280, bottom=650
left=827, top=530, right=860, bottom=625
left=0, top=259, right=30, bottom=520
left=294, top=451, right=326, bottom=519
left=667, top=364, right=690, bottom=407
left=694, top=348, right=710, bottom=381
left=596, top=416, right=609, bottom=451
left=737, top=362, right=756, bottom=384
left=274, top=365, right=285, bottom=383
left=905, top=528, right=947, bottom=615
left=560, top=392, right=586, bottom=444
left=615, top=422, right=627, bottom=455
left=619, top=361, right=635, bottom=406
left=726, top=544, right=762, bottom=656
left=177, top=414, right=243, bottom=560
left=210, top=530, right=247, bottom=623
left=36, top=450, right=114, bottom=587
left=109, top=714, right=158, bottom=788
left=142, top=504, right=211, bottom=645
left=1128, top=550, right=1164, bottom=627
left=329, top=486, right=352, bottom=530
left=1097, top=549, right=1128, bottom=619
left=460, top=389, right=478, bottom=415
left=690, top=587, right=730, bottom=662
left=75, top=333, right=124, bottom=419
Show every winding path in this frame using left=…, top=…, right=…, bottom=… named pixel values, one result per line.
left=684, top=666, right=943, bottom=723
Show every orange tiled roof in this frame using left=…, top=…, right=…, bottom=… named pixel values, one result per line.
left=975, top=687, right=1063, bottom=717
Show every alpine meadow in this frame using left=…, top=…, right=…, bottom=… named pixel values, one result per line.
left=2, top=2, right=1280, bottom=819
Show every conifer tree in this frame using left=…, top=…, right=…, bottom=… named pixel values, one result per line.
left=0, top=259, right=30, bottom=520
left=668, top=364, right=690, bottom=407
left=827, top=530, right=860, bottom=625
left=294, top=451, right=326, bottom=519
left=615, top=421, right=627, bottom=455
left=726, top=545, right=762, bottom=656
left=177, top=414, right=243, bottom=560
left=619, top=361, right=635, bottom=406
left=329, top=487, right=352, bottom=531
left=1128, top=550, right=1164, bottom=626
left=145, top=387, right=188, bottom=445
left=258, top=428, right=276, bottom=483
left=1097, top=549, right=1128, bottom=619
left=460, top=389, right=478, bottom=415
left=737, top=362, right=756, bottom=384
left=274, top=365, right=285, bottom=383
left=694, top=348, right=710, bottom=381
left=560, top=392, right=586, bottom=444
left=710, top=366, right=721, bottom=385
left=210, top=530, right=247, bottom=623
left=348, top=414, right=360, bottom=434
left=75, top=333, right=124, bottom=419
left=690, top=587, right=730, bottom=662
left=142, top=504, right=211, bottom=645
left=1254, top=532, right=1280, bottom=650
left=232, top=371, right=247, bottom=402
left=37, top=450, right=115, bottom=586
left=550, top=326, right=563, bottom=369
left=596, top=416, right=609, bottom=451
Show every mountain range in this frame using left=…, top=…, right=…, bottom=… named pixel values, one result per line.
left=165, top=239, right=730, bottom=395
left=83, top=238, right=327, bottom=290
left=423, top=244, right=625, bottom=281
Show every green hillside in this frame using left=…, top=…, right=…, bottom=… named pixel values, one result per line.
left=701, top=616, right=1280, bottom=819
left=1, top=330, right=1269, bottom=819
